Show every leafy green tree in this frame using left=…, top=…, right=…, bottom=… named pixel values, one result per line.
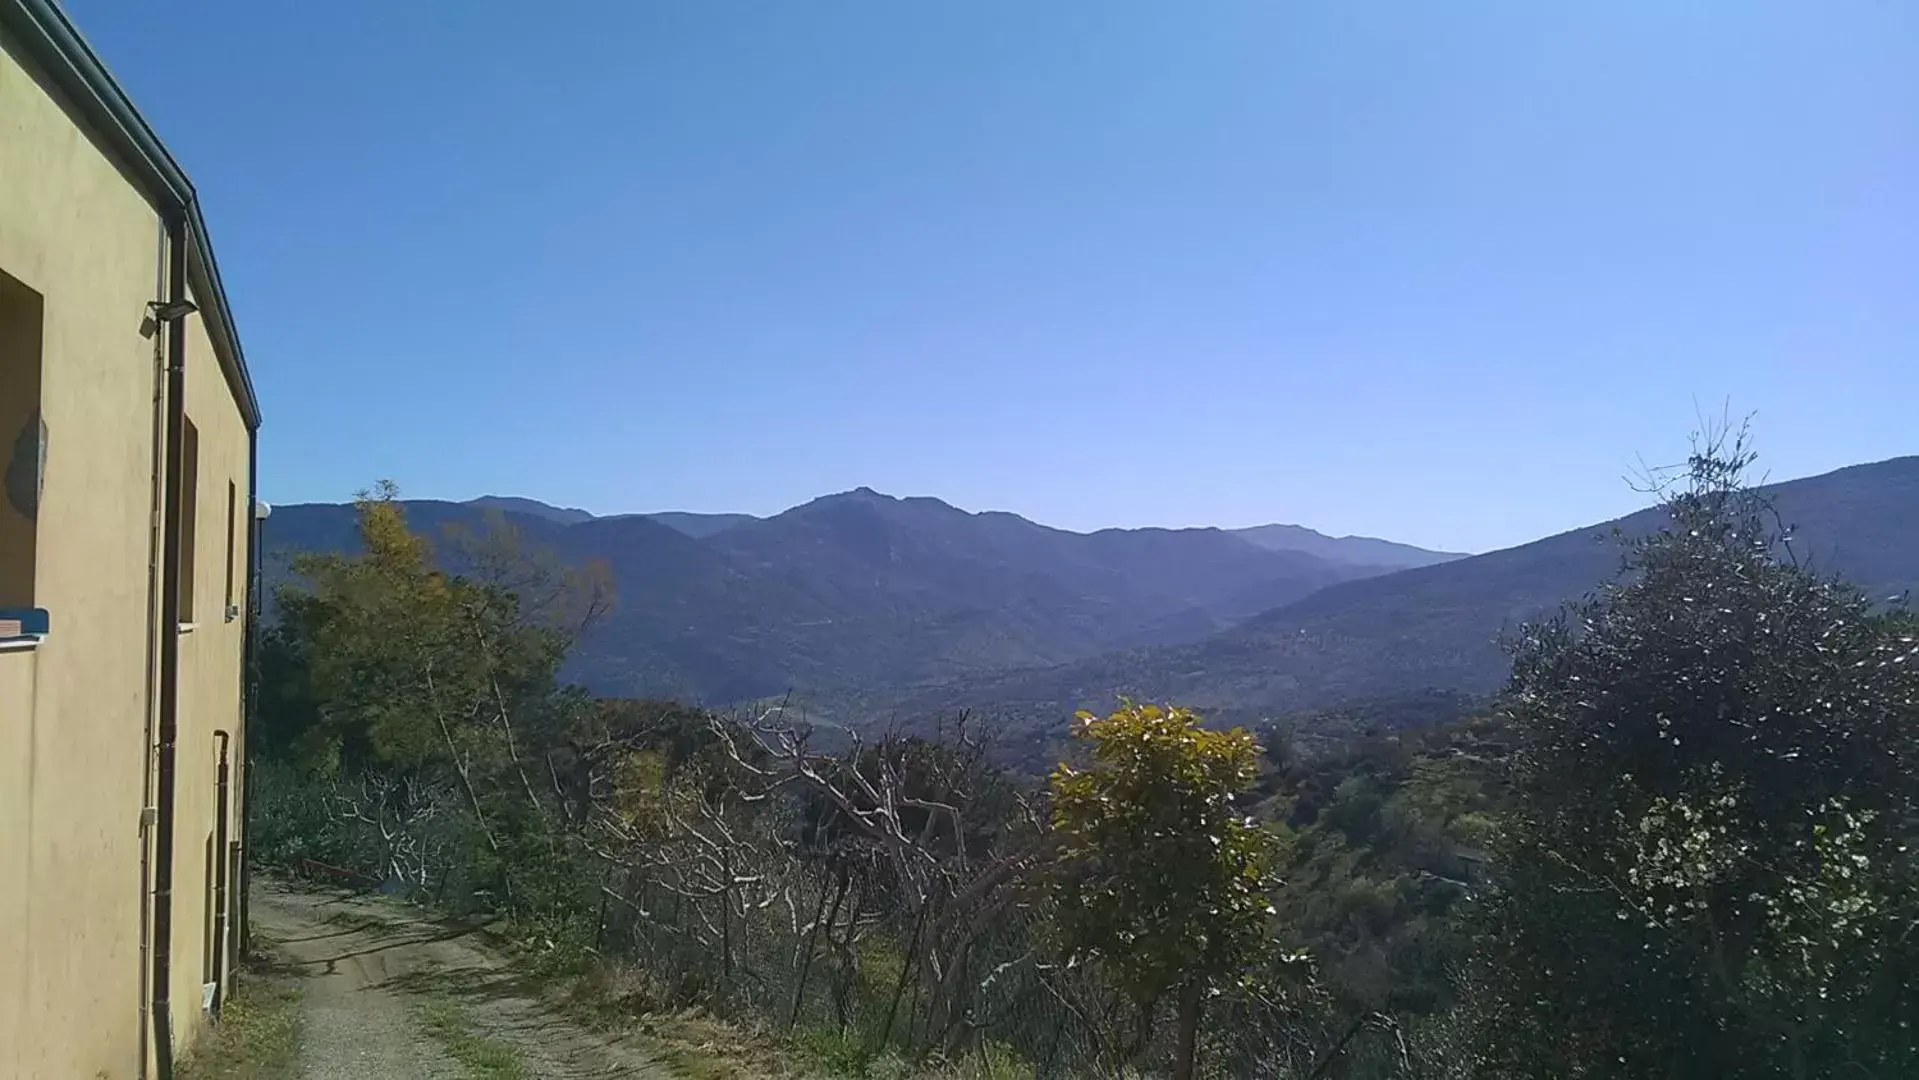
left=1259, top=717, right=1501, bottom=1026
left=1049, top=702, right=1283, bottom=1080
left=259, top=483, right=609, bottom=909
left=1468, top=434, right=1919, bottom=1078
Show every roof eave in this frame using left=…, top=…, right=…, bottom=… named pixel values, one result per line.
left=0, top=0, right=262, bottom=431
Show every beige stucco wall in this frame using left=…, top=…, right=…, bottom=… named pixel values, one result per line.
left=0, top=29, right=251, bottom=1080
left=165, top=307, right=252, bottom=1056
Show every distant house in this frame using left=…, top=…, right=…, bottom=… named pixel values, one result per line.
left=0, top=0, right=262, bottom=1076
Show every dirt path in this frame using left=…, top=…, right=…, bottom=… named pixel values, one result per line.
left=250, top=881, right=682, bottom=1079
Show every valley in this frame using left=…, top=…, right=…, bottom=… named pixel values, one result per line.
left=248, top=446, right=1919, bottom=1078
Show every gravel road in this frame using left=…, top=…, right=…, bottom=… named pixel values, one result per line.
left=250, top=881, right=682, bottom=1079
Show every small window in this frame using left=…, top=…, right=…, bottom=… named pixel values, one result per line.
left=179, top=417, right=199, bottom=624
left=0, top=269, right=45, bottom=609
left=224, top=480, right=236, bottom=620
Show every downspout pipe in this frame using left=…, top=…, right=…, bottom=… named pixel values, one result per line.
left=137, top=217, right=168, bottom=1080
left=235, top=431, right=259, bottom=974
left=211, top=731, right=231, bottom=1015
left=151, top=213, right=189, bottom=1080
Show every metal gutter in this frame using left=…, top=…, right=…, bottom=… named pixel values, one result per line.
left=185, top=209, right=259, bottom=431
left=0, top=0, right=261, bottom=431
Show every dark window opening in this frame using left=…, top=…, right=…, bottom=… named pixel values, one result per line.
left=224, top=479, right=236, bottom=619
left=0, top=269, right=45, bottom=610
left=179, top=417, right=199, bottom=624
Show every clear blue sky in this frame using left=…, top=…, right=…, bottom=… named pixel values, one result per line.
left=70, top=0, right=1916, bottom=553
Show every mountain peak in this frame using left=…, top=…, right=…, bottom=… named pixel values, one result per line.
left=810, top=488, right=961, bottom=515
left=466, top=495, right=595, bottom=525
left=794, top=487, right=892, bottom=509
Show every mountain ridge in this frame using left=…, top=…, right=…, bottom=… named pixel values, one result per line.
left=467, top=495, right=596, bottom=525
left=1230, top=523, right=1468, bottom=569
left=270, top=456, right=1919, bottom=745
left=863, top=454, right=1919, bottom=736
left=448, top=490, right=1465, bottom=570
left=267, top=488, right=1439, bottom=707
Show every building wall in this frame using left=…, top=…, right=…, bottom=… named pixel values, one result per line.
left=164, top=308, right=251, bottom=1058
left=0, top=30, right=250, bottom=1080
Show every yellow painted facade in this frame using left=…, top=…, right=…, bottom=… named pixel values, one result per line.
left=0, top=8, right=258, bottom=1078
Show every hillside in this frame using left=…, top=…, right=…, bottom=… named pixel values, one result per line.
left=878, top=455, right=1919, bottom=733
left=1230, top=523, right=1467, bottom=569
left=454, top=497, right=1469, bottom=564
left=647, top=510, right=762, bottom=537
left=270, top=457, right=1919, bottom=737
left=264, top=488, right=1413, bottom=706
left=466, top=495, right=596, bottom=525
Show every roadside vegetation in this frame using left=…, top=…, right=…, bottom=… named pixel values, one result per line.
left=415, top=997, right=528, bottom=1080
left=176, top=951, right=304, bottom=1080
left=249, top=430, right=1919, bottom=1078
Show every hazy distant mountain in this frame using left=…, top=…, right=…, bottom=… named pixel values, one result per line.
left=900, top=456, right=1919, bottom=735
left=466, top=496, right=595, bottom=525
left=1231, top=523, right=1466, bottom=570
left=266, top=487, right=1423, bottom=706
left=647, top=511, right=762, bottom=538
left=269, top=459, right=1919, bottom=762
left=464, top=500, right=764, bottom=537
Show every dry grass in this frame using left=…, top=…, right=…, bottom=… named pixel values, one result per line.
left=415, top=996, right=530, bottom=1080
left=550, top=962, right=807, bottom=1080
left=176, top=951, right=303, bottom=1080
left=548, top=961, right=1033, bottom=1080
